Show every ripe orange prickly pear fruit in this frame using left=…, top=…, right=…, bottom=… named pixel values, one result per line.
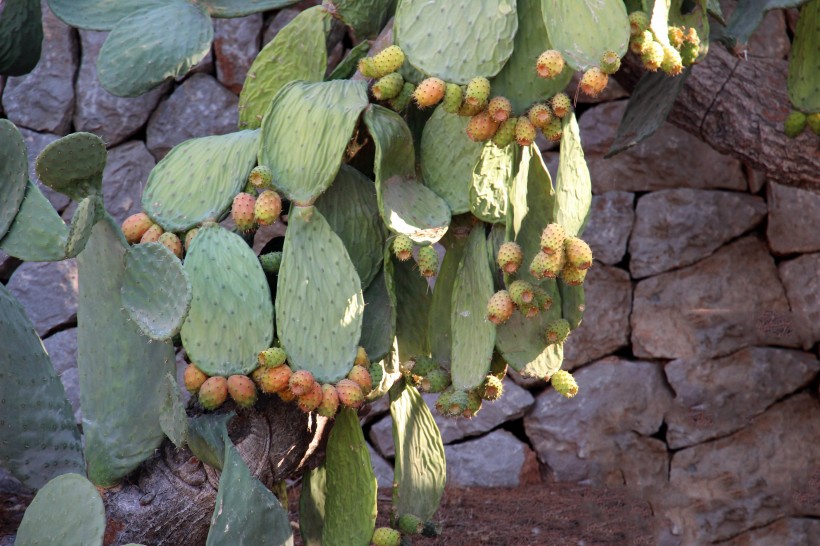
left=347, top=365, right=373, bottom=393
left=642, top=41, right=665, bottom=71
left=551, top=369, right=578, bottom=398
left=579, top=67, right=608, bottom=97
left=317, top=384, right=340, bottom=418
left=289, top=370, right=315, bottom=397
left=122, top=213, right=153, bottom=244
left=508, top=280, right=535, bottom=307
left=564, top=237, right=593, bottom=270
left=497, top=241, right=523, bottom=273
left=528, top=103, right=552, bottom=129
left=661, top=45, right=684, bottom=76
left=417, top=245, right=439, bottom=277
left=140, top=223, right=164, bottom=244
left=442, top=83, right=463, bottom=113
left=486, top=290, right=515, bottom=325
left=335, top=378, right=364, bottom=409
left=550, top=92, right=571, bottom=118
left=515, top=116, right=536, bottom=146
left=257, top=364, right=292, bottom=394
left=413, top=77, right=446, bottom=108
left=372, top=527, right=401, bottom=546
left=227, top=375, right=257, bottom=408
left=372, top=72, right=405, bottom=100
left=199, top=376, right=228, bottom=410
left=492, top=118, right=517, bottom=148
left=184, top=364, right=208, bottom=394
left=254, top=190, right=282, bottom=226
left=248, top=165, right=272, bottom=189
left=530, top=249, right=565, bottom=280
left=393, top=234, right=413, bottom=261
left=628, top=11, right=650, bottom=36
left=158, top=232, right=183, bottom=258
left=370, top=45, right=405, bottom=78
left=487, top=96, right=512, bottom=122
left=465, top=111, right=499, bottom=142
left=231, top=192, right=257, bottom=232
left=600, top=50, right=621, bottom=75
left=354, top=346, right=369, bottom=367
left=540, top=223, right=566, bottom=254
left=297, top=381, right=323, bottom=413
left=464, top=77, right=491, bottom=108
left=536, top=49, right=565, bottom=79
left=668, top=26, right=685, bottom=48
left=258, top=347, right=287, bottom=368
left=560, top=263, right=588, bottom=286
left=184, top=228, right=199, bottom=251
left=278, top=386, right=297, bottom=402
left=545, top=318, right=571, bottom=344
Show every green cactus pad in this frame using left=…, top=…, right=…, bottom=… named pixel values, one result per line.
left=364, top=105, right=451, bottom=245
left=368, top=350, right=401, bottom=401
left=258, top=80, right=369, bottom=204
left=428, top=232, right=469, bottom=369
left=16, top=474, right=105, bottom=546
left=395, top=0, right=518, bottom=84
left=648, top=0, right=672, bottom=47
left=470, top=143, right=513, bottom=224
left=496, top=310, right=565, bottom=377
left=553, top=113, right=591, bottom=238
left=788, top=0, right=820, bottom=112
left=716, top=0, right=797, bottom=50
left=390, top=381, right=446, bottom=521
left=491, top=0, right=573, bottom=114
left=420, top=106, right=485, bottom=214
left=0, top=0, right=42, bottom=76
left=0, top=181, right=69, bottom=262
left=187, top=413, right=234, bottom=471
left=323, top=408, right=377, bottom=546
left=0, top=284, right=84, bottom=489
left=238, top=6, right=329, bottom=130
left=122, top=242, right=192, bottom=340
left=64, top=195, right=103, bottom=258
left=97, top=2, right=212, bottom=97
left=327, top=40, right=371, bottom=80
left=450, top=224, right=496, bottom=390
left=199, top=0, right=302, bottom=18
left=315, top=165, right=385, bottom=290
left=561, top=283, right=585, bottom=330
left=392, top=254, right=432, bottom=363
left=299, top=464, right=327, bottom=546
left=541, top=0, right=630, bottom=71
left=79, top=216, right=176, bottom=487
left=142, top=130, right=259, bottom=232
left=35, top=132, right=106, bottom=201
left=159, top=373, right=188, bottom=449
left=47, top=0, right=167, bottom=30
left=360, top=269, right=396, bottom=363
left=0, top=120, right=33, bottom=240
left=182, top=224, right=273, bottom=377
left=277, top=206, right=363, bottom=383
left=207, top=430, right=293, bottom=546
left=333, top=0, right=398, bottom=38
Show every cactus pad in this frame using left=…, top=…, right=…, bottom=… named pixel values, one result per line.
left=238, top=6, right=329, bottom=130
left=258, top=80, right=369, bottom=204
left=16, top=474, right=105, bottom=546
left=553, top=113, right=591, bottom=237
left=182, top=224, right=273, bottom=377
left=360, top=269, right=396, bottom=363
left=470, top=143, right=513, bottom=223
left=159, top=373, right=188, bottom=449
left=199, top=0, right=302, bottom=18
left=395, top=0, right=518, bottom=84
left=332, top=0, right=398, bottom=39
left=122, top=242, right=192, bottom=340
left=328, top=40, right=371, bottom=81
left=47, top=0, right=167, bottom=30
left=187, top=413, right=234, bottom=471
left=0, top=181, right=68, bottom=262
left=364, top=105, right=451, bottom=245
left=35, top=132, right=106, bottom=201
left=393, top=253, right=433, bottom=363
left=299, top=465, right=327, bottom=546
left=142, top=130, right=259, bottom=232
left=64, top=195, right=103, bottom=258
left=788, top=0, right=820, bottom=112
left=0, top=0, right=42, bottom=77
left=428, top=232, right=468, bottom=368
left=0, top=120, right=32, bottom=240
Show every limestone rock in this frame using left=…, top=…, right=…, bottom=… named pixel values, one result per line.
left=779, top=253, right=820, bottom=344
left=767, top=182, right=820, bottom=255
left=664, top=347, right=820, bottom=448
left=582, top=191, right=634, bottom=265
left=563, top=265, right=632, bottom=370
left=74, top=31, right=170, bottom=147
left=523, top=358, right=672, bottom=488
left=631, top=237, right=789, bottom=359
left=17, top=128, right=69, bottom=212
left=2, top=1, right=78, bottom=134
left=720, top=518, right=820, bottom=546
left=445, top=430, right=531, bottom=487
left=214, top=15, right=263, bottom=94
left=579, top=101, right=746, bottom=193
left=43, top=328, right=80, bottom=422
left=7, top=260, right=78, bottom=337
left=146, top=74, right=239, bottom=160
left=367, top=444, right=393, bottom=489
left=629, top=189, right=766, bottom=278
left=666, top=394, right=820, bottom=543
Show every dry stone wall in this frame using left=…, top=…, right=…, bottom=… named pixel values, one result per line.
left=1, top=2, right=817, bottom=544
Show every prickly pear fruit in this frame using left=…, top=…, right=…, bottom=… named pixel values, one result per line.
left=628, top=11, right=649, bottom=36
left=398, top=514, right=424, bottom=535
left=497, top=241, right=523, bottom=273
left=529, top=249, right=563, bottom=280
left=684, top=27, right=701, bottom=47
left=369, top=361, right=384, bottom=386
left=486, top=290, right=515, bottom=325
left=464, top=77, right=491, bottom=107
left=536, top=49, right=565, bottom=79
left=335, top=378, right=364, bottom=409
left=420, top=369, right=451, bottom=393
left=466, top=111, right=499, bottom=142
left=407, top=355, right=436, bottom=377
left=487, top=96, right=512, bottom=122
left=481, top=375, right=503, bottom=401
left=560, top=263, right=588, bottom=286
left=600, top=50, right=621, bottom=75
left=551, top=369, right=578, bottom=398
left=630, top=32, right=648, bottom=55
left=540, top=223, right=566, bottom=254
left=492, top=118, right=517, bottom=148
left=278, top=386, right=297, bottom=402
left=545, top=318, right=571, bottom=344
left=372, top=527, right=401, bottom=546
left=550, top=92, right=571, bottom=118
left=347, top=365, right=373, bottom=393
left=422, top=520, right=443, bottom=538
left=532, top=285, right=553, bottom=311
left=413, top=77, right=446, bottom=108
left=199, top=376, right=228, bottom=410
left=317, top=384, right=339, bottom=418
left=508, top=280, right=534, bottom=307
left=251, top=366, right=265, bottom=386
left=393, top=234, right=414, bottom=261
left=446, top=390, right=469, bottom=417
left=259, top=251, right=282, bottom=273
left=642, top=41, right=665, bottom=71
left=668, top=26, right=685, bottom=48
left=784, top=111, right=807, bottom=138
left=373, top=72, right=405, bottom=100
left=458, top=96, right=484, bottom=117
left=528, top=103, right=552, bottom=129
left=807, top=113, right=820, bottom=136
left=297, top=381, right=323, bottom=413
left=140, top=223, right=164, bottom=244
left=434, top=389, right=454, bottom=415
left=231, top=192, right=257, bottom=232
left=542, top=118, right=563, bottom=143
left=184, top=364, right=208, bottom=394
left=661, top=45, right=684, bottom=76
left=565, top=237, right=593, bottom=270
left=122, top=213, right=153, bottom=244
left=256, top=364, right=292, bottom=393
left=371, top=45, right=405, bottom=78
left=249, top=165, right=273, bottom=189
left=680, top=41, right=699, bottom=67
left=288, top=370, right=315, bottom=397
left=389, top=82, right=416, bottom=112
left=254, top=190, right=282, bottom=226
left=520, top=303, right=540, bottom=319
left=579, top=67, right=608, bottom=97
left=463, top=390, right=482, bottom=418
left=184, top=228, right=199, bottom=251
left=515, top=116, right=536, bottom=146
left=258, top=347, right=287, bottom=368
left=354, top=346, right=369, bottom=367
left=158, top=232, right=183, bottom=258
left=358, top=56, right=378, bottom=78
left=227, top=375, right=257, bottom=408
left=417, top=245, right=439, bottom=277
left=442, top=83, right=463, bottom=113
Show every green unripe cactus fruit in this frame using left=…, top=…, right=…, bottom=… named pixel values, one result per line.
left=289, top=370, right=315, bottom=397
left=231, top=192, right=257, bottom=232
left=347, top=365, right=373, bottom=393
left=335, top=378, right=364, bottom=409
left=317, top=384, right=339, bottom=418
left=540, top=223, right=566, bottom=254
left=297, top=382, right=323, bottom=413
left=413, top=77, right=446, bottom=108
left=560, top=263, right=588, bottom=286
left=354, top=346, right=369, bottom=367
left=579, top=67, right=608, bottom=97
left=140, top=223, right=164, bottom=244
left=158, top=232, right=183, bottom=258
left=257, top=364, right=292, bottom=394
left=481, top=375, right=503, bottom=401
left=528, top=103, right=553, bottom=129
left=661, top=45, right=684, bottom=76
left=543, top=118, right=563, bottom=143
left=370, top=45, right=405, bottom=78
left=515, top=116, right=536, bottom=147
left=408, top=355, right=437, bottom=377
left=184, top=228, right=199, bottom=251
left=464, top=77, right=491, bottom=108
left=183, top=364, right=208, bottom=394
left=551, top=369, right=578, bottom=398
left=389, top=82, right=416, bottom=112
left=393, top=234, right=414, bottom=261
left=486, top=290, right=515, bottom=325
left=642, top=41, right=665, bottom=71
left=807, top=113, right=820, bottom=136
left=259, top=251, right=283, bottom=274
left=668, top=26, right=685, bottom=48
left=227, top=375, right=257, bottom=408
left=550, top=93, right=571, bottom=118
left=417, top=245, right=439, bottom=277
left=254, top=190, right=282, bottom=226
left=420, top=369, right=451, bottom=393
left=466, top=111, right=499, bottom=142
left=434, top=389, right=454, bottom=415
left=442, top=83, right=464, bottom=113
left=422, top=520, right=443, bottom=538
left=446, top=390, right=470, bottom=417
left=249, top=165, right=273, bottom=189
left=545, top=318, right=571, bottom=344
left=536, top=49, right=565, bottom=79
left=372, top=527, right=401, bottom=546
left=497, top=241, right=524, bottom=273
left=564, top=236, right=593, bottom=270
left=508, top=280, right=535, bottom=307
left=368, top=360, right=383, bottom=385
left=199, top=376, right=228, bottom=410
left=532, top=285, right=553, bottom=311
left=358, top=57, right=378, bottom=78
left=630, top=32, right=647, bottom=55
left=373, top=72, right=405, bottom=100
left=600, top=51, right=621, bottom=75
left=487, top=96, right=512, bottom=122
left=785, top=111, right=808, bottom=138
left=529, top=249, right=564, bottom=280
left=122, top=213, right=153, bottom=244
left=679, top=41, right=699, bottom=67
left=492, top=118, right=517, bottom=148
left=258, top=347, right=287, bottom=368
left=463, top=390, right=482, bottom=418
left=629, top=11, right=650, bottom=36
left=398, top=514, right=424, bottom=535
